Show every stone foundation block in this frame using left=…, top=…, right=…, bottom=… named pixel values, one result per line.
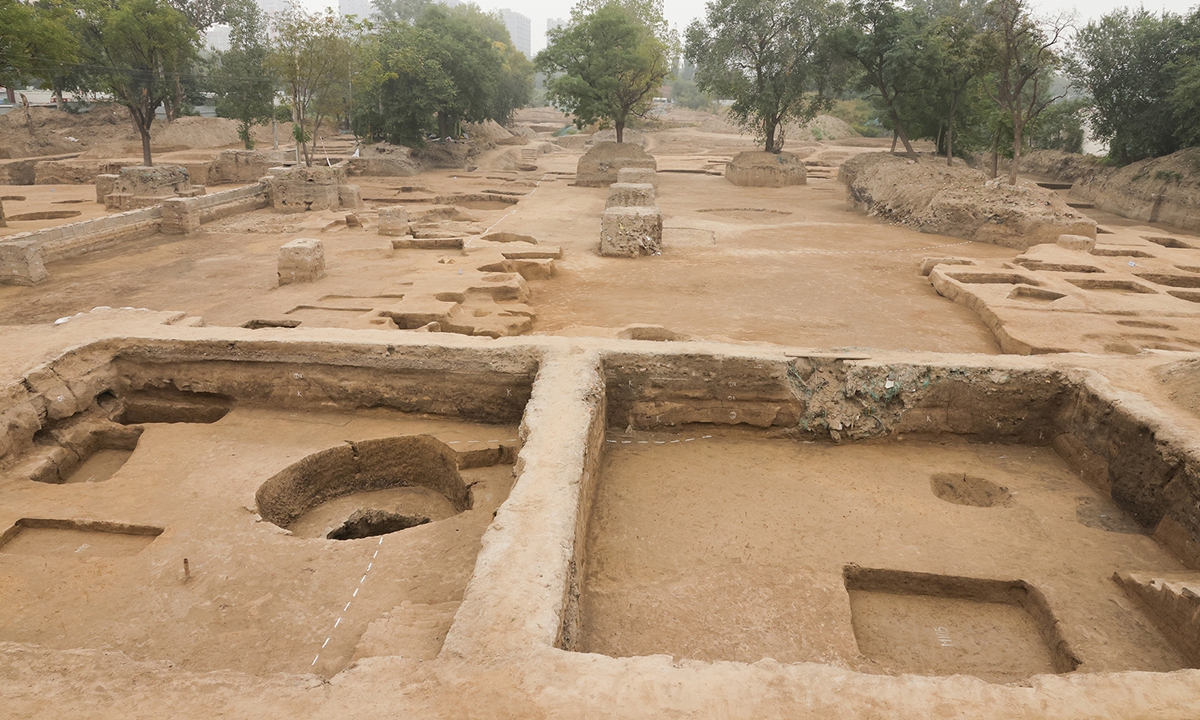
left=0, top=239, right=49, bottom=285
left=339, top=184, right=363, bottom=210
left=1057, top=234, right=1097, bottom=252
left=725, top=151, right=807, bottom=187
left=606, top=182, right=656, bottom=209
left=278, top=238, right=325, bottom=285
left=617, top=167, right=658, bottom=188
left=577, top=142, right=657, bottom=187
left=378, top=206, right=411, bottom=237
left=95, top=174, right=118, bottom=204
left=600, top=207, right=663, bottom=257
left=161, top=198, right=200, bottom=235
left=267, top=166, right=345, bottom=213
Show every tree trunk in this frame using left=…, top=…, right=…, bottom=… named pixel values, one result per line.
left=4, top=87, right=14, bottom=104
left=141, top=128, right=153, bottom=167
left=989, top=141, right=999, bottom=179
left=886, top=109, right=918, bottom=159
left=890, top=130, right=898, bottom=153
left=1009, top=117, right=1022, bottom=185
left=946, top=109, right=955, bottom=166
left=764, top=119, right=776, bottom=153
left=615, top=119, right=624, bottom=143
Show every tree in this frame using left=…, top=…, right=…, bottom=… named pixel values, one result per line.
left=352, top=22, right=455, bottom=143
left=213, top=0, right=275, bottom=148
left=267, top=4, right=354, bottom=166
left=1171, top=8, right=1200, bottom=149
left=1070, top=8, right=1189, bottom=164
left=978, top=0, right=1068, bottom=184
left=417, top=4, right=530, bottom=132
left=917, top=1, right=987, bottom=164
left=82, top=0, right=199, bottom=166
left=836, top=0, right=923, bottom=158
left=1028, top=96, right=1085, bottom=153
left=537, top=2, right=670, bottom=143
left=371, top=0, right=428, bottom=24
left=687, top=0, right=844, bottom=153
left=1, top=0, right=77, bottom=106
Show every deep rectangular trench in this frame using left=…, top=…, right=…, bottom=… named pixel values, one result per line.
left=558, top=353, right=1200, bottom=681
left=0, top=341, right=540, bottom=677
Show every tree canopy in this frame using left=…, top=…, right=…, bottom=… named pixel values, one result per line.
left=688, top=0, right=845, bottom=153
left=81, top=0, right=199, bottom=166
left=537, top=2, right=670, bottom=143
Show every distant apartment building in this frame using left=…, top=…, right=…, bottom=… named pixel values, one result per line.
left=500, top=9, right=532, bottom=58
left=547, top=17, right=567, bottom=32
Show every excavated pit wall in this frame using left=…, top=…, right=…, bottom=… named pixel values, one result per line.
left=5, top=330, right=1200, bottom=716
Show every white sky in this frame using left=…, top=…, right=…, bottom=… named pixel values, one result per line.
left=305, top=0, right=1200, bottom=54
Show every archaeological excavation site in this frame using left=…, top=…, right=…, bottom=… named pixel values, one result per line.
left=4, top=62, right=1200, bottom=718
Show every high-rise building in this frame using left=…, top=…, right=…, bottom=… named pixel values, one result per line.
left=499, top=9, right=532, bottom=58
left=547, top=17, right=567, bottom=32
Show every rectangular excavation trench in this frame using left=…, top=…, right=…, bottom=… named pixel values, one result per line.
left=0, top=341, right=539, bottom=678
left=558, top=353, right=1200, bottom=683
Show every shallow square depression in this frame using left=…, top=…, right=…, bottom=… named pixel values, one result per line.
left=566, top=356, right=1200, bottom=683
left=0, top=348, right=537, bottom=678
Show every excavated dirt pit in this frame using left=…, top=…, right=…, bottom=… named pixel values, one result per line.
left=563, top=355, right=1200, bottom=687
left=0, top=355, right=531, bottom=678
left=575, top=435, right=1187, bottom=679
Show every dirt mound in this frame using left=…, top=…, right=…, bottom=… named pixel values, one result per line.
left=576, top=142, right=656, bottom=187
left=697, top=112, right=859, bottom=145
left=1157, top=357, right=1200, bottom=420
left=588, top=129, right=646, bottom=147
left=725, top=151, right=806, bottom=187
left=0, top=105, right=259, bottom=161
left=0, top=104, right=130, bottom=159
left=840, top=152, right=1096, bottom=249
left=1021, top=149, right=1107, bottom=183
left=1070, top=147, right=1200, bottom=233
left=152, top=116, right=241, bottom=149
left=464, top=120, right=513, bottom=145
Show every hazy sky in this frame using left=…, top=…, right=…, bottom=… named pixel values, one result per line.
left=306, top=0, right=1200, bottom=54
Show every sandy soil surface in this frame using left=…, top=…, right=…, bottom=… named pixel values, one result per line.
left=0, top=405, right=517, bottom=678
left=580, top=435, right=1186, bottom=678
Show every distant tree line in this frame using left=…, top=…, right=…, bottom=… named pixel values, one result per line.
left=2, top=0, right=1198, bottom=177
left=0, top=0, right=534, bottom=166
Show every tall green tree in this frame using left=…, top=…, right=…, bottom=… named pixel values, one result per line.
left=352, top=22, right=454, bottom=143
left=415, top=5, right=504, bottom=137
left=1071, top=8, right=1190, bottom=163
left=81, top=0, right=199, bottom=166
left=687, top=0, right=844, bottom=153
left=1171, top=8, right=1200, bottom=149
left=267, top=4, right=354, bottom=166
left=1, top=0, right=78, bottom=106
left=537, top=2, right=670, bottom=143
left=978, top=0, right=1068, bottom=184
left=916, top=1, right=987, bottom=164
left=371, top=0, right=428, bottom=24
left=836, top=0, right=923, bottom=158
left=213, top=0, right=275, bottom=149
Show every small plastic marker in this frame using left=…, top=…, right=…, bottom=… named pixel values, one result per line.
left=312, top=655, right=320, bottom=666
left=361, top=575, right=367, bottom=583
left=367, top=562, right=373, bottom=571
left=334, top=618, right=342, bottom=628
left=373, top=550, right=379, bottom=558
left=322, top=638, right=330, bottom=648
left=344, top=601, right=351, bottom=611
left=353, top=588, right=359, bottom=597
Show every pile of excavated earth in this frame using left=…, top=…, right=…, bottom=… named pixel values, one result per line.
left=2, top=104, right=1200, bottom=719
